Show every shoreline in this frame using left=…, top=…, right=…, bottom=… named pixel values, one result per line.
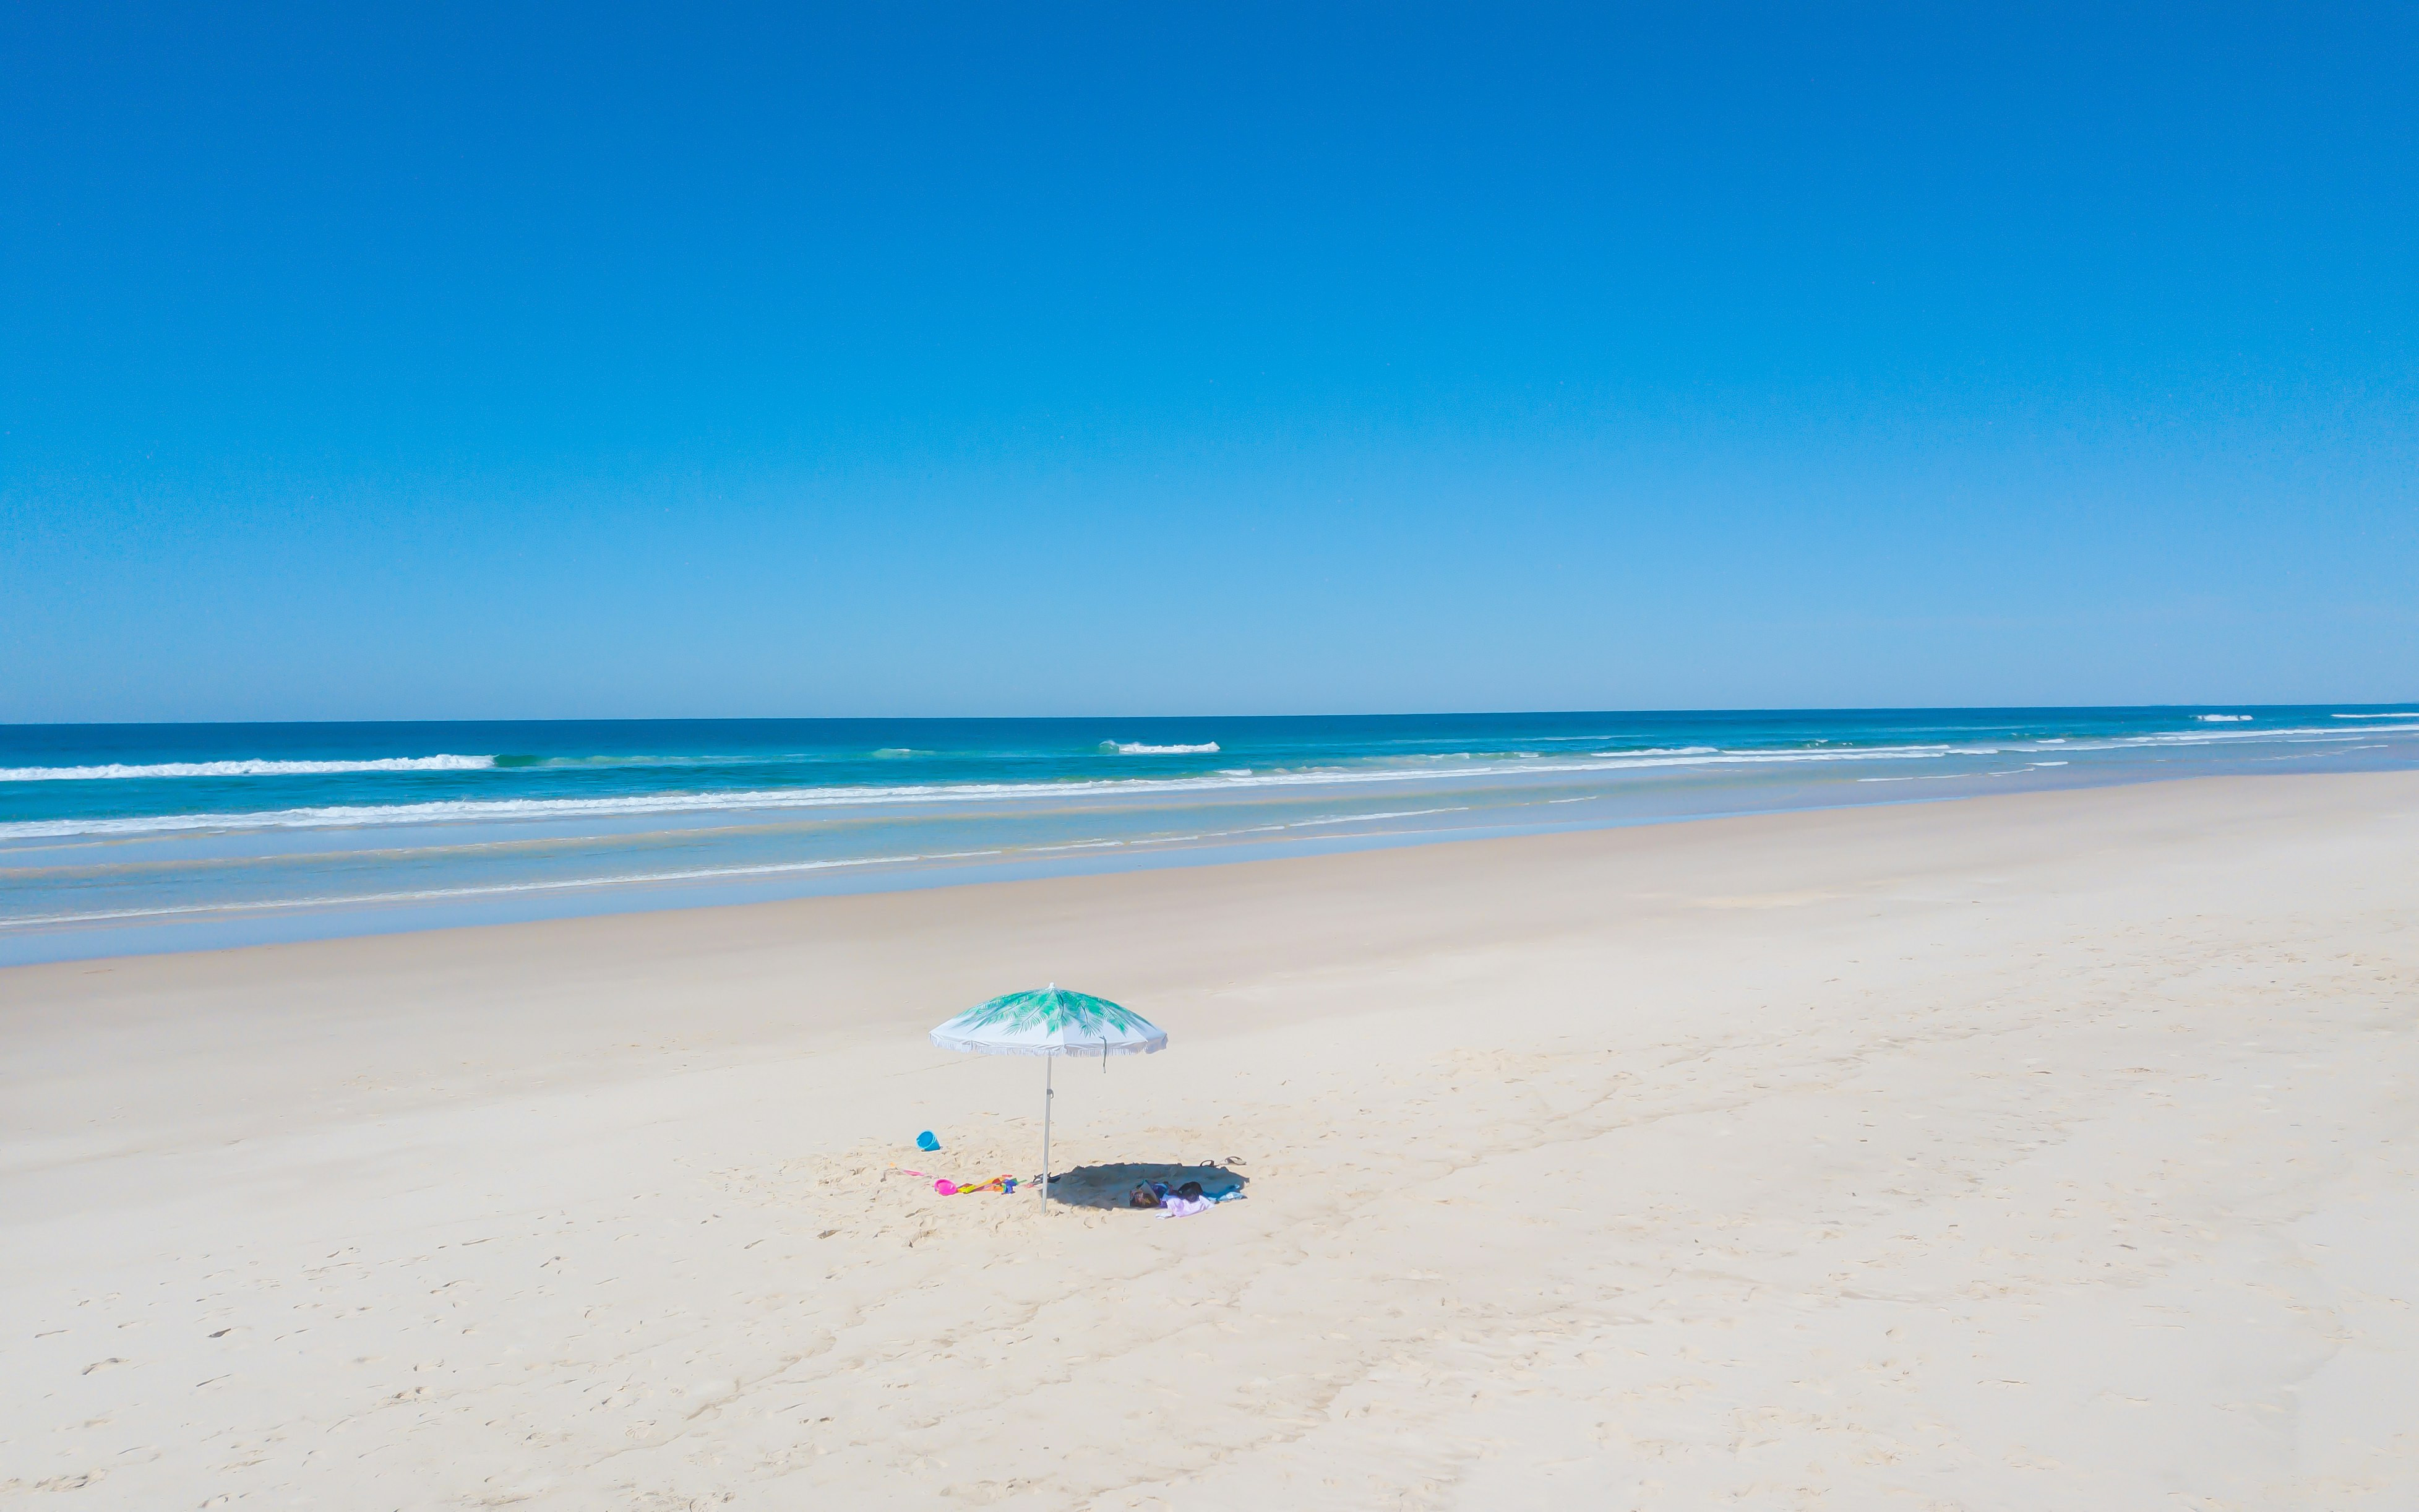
left=9, top=751, right=2414, bottom=968
left=5, top=771, right=2416, bottom=1507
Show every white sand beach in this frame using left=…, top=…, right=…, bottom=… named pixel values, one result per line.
left=3, top=772, right=2415, bottom=1510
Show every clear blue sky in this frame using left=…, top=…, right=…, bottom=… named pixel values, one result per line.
left=4, top=4, right=2413, bottom=721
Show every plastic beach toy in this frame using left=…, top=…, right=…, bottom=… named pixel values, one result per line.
left=934, top=1179, right=958, bottom=1195
left=916, top=1130, right=941, bottom=1152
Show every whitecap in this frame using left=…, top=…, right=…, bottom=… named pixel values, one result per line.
left=0, top=755, right=496, bottom=782
left=0, top=742, right=1987, bottom=840
left=22, top=727, right=2397, bottom=844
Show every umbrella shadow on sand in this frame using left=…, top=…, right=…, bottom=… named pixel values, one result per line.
left=1046, top=1162, right=1249, bottom=1211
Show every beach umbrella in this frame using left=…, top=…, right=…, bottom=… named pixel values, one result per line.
left=930, top=984, right=1167, bottom=1209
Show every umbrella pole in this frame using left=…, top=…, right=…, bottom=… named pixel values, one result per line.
left=1040, top=1054, right=1054, bottom=1213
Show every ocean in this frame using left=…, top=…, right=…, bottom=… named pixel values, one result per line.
left=4, top=706, right=2415, bottom=964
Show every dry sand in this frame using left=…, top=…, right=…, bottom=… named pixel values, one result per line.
left=3, top=773, right=2415, bottom=1510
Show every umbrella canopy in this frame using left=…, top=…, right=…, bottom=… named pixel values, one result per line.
left=930, top=986, right=1167, bottom=1057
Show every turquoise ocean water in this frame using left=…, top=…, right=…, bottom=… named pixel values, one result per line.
left=4, top=707, right=2415, bottom=964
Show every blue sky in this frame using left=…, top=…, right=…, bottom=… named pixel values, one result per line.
left=3, top=3, right=2413, bottom=721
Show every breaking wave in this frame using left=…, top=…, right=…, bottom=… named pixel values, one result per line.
left=0, top=740, right=2061, bottom=840
left=0, top=755, right=496, bottom=782
left=6, top=721, right=2413, bottom=844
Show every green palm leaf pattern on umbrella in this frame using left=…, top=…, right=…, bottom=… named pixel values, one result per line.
left=950, top=987, right=1158, bottom=1038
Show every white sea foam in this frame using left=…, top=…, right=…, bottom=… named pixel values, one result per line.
left=6, top=802, right=1504, bottom=927
left=7, top=723, right=2412, bottom=843
left=0, top=848, right=1013, bottom=928
left=2194, top=715, right=2254, bottom=723
left=0, top=743, right=1949, bottom=841
left=1103, top=741, right=1221, bottom=755
left=1286, top=807, right=1469, bottom=827
left=2043, top=721, right=2419, bottom=750
left=0, top=755, right=496, bottom=782
left=2334, top=713, right=2419, bottom=719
